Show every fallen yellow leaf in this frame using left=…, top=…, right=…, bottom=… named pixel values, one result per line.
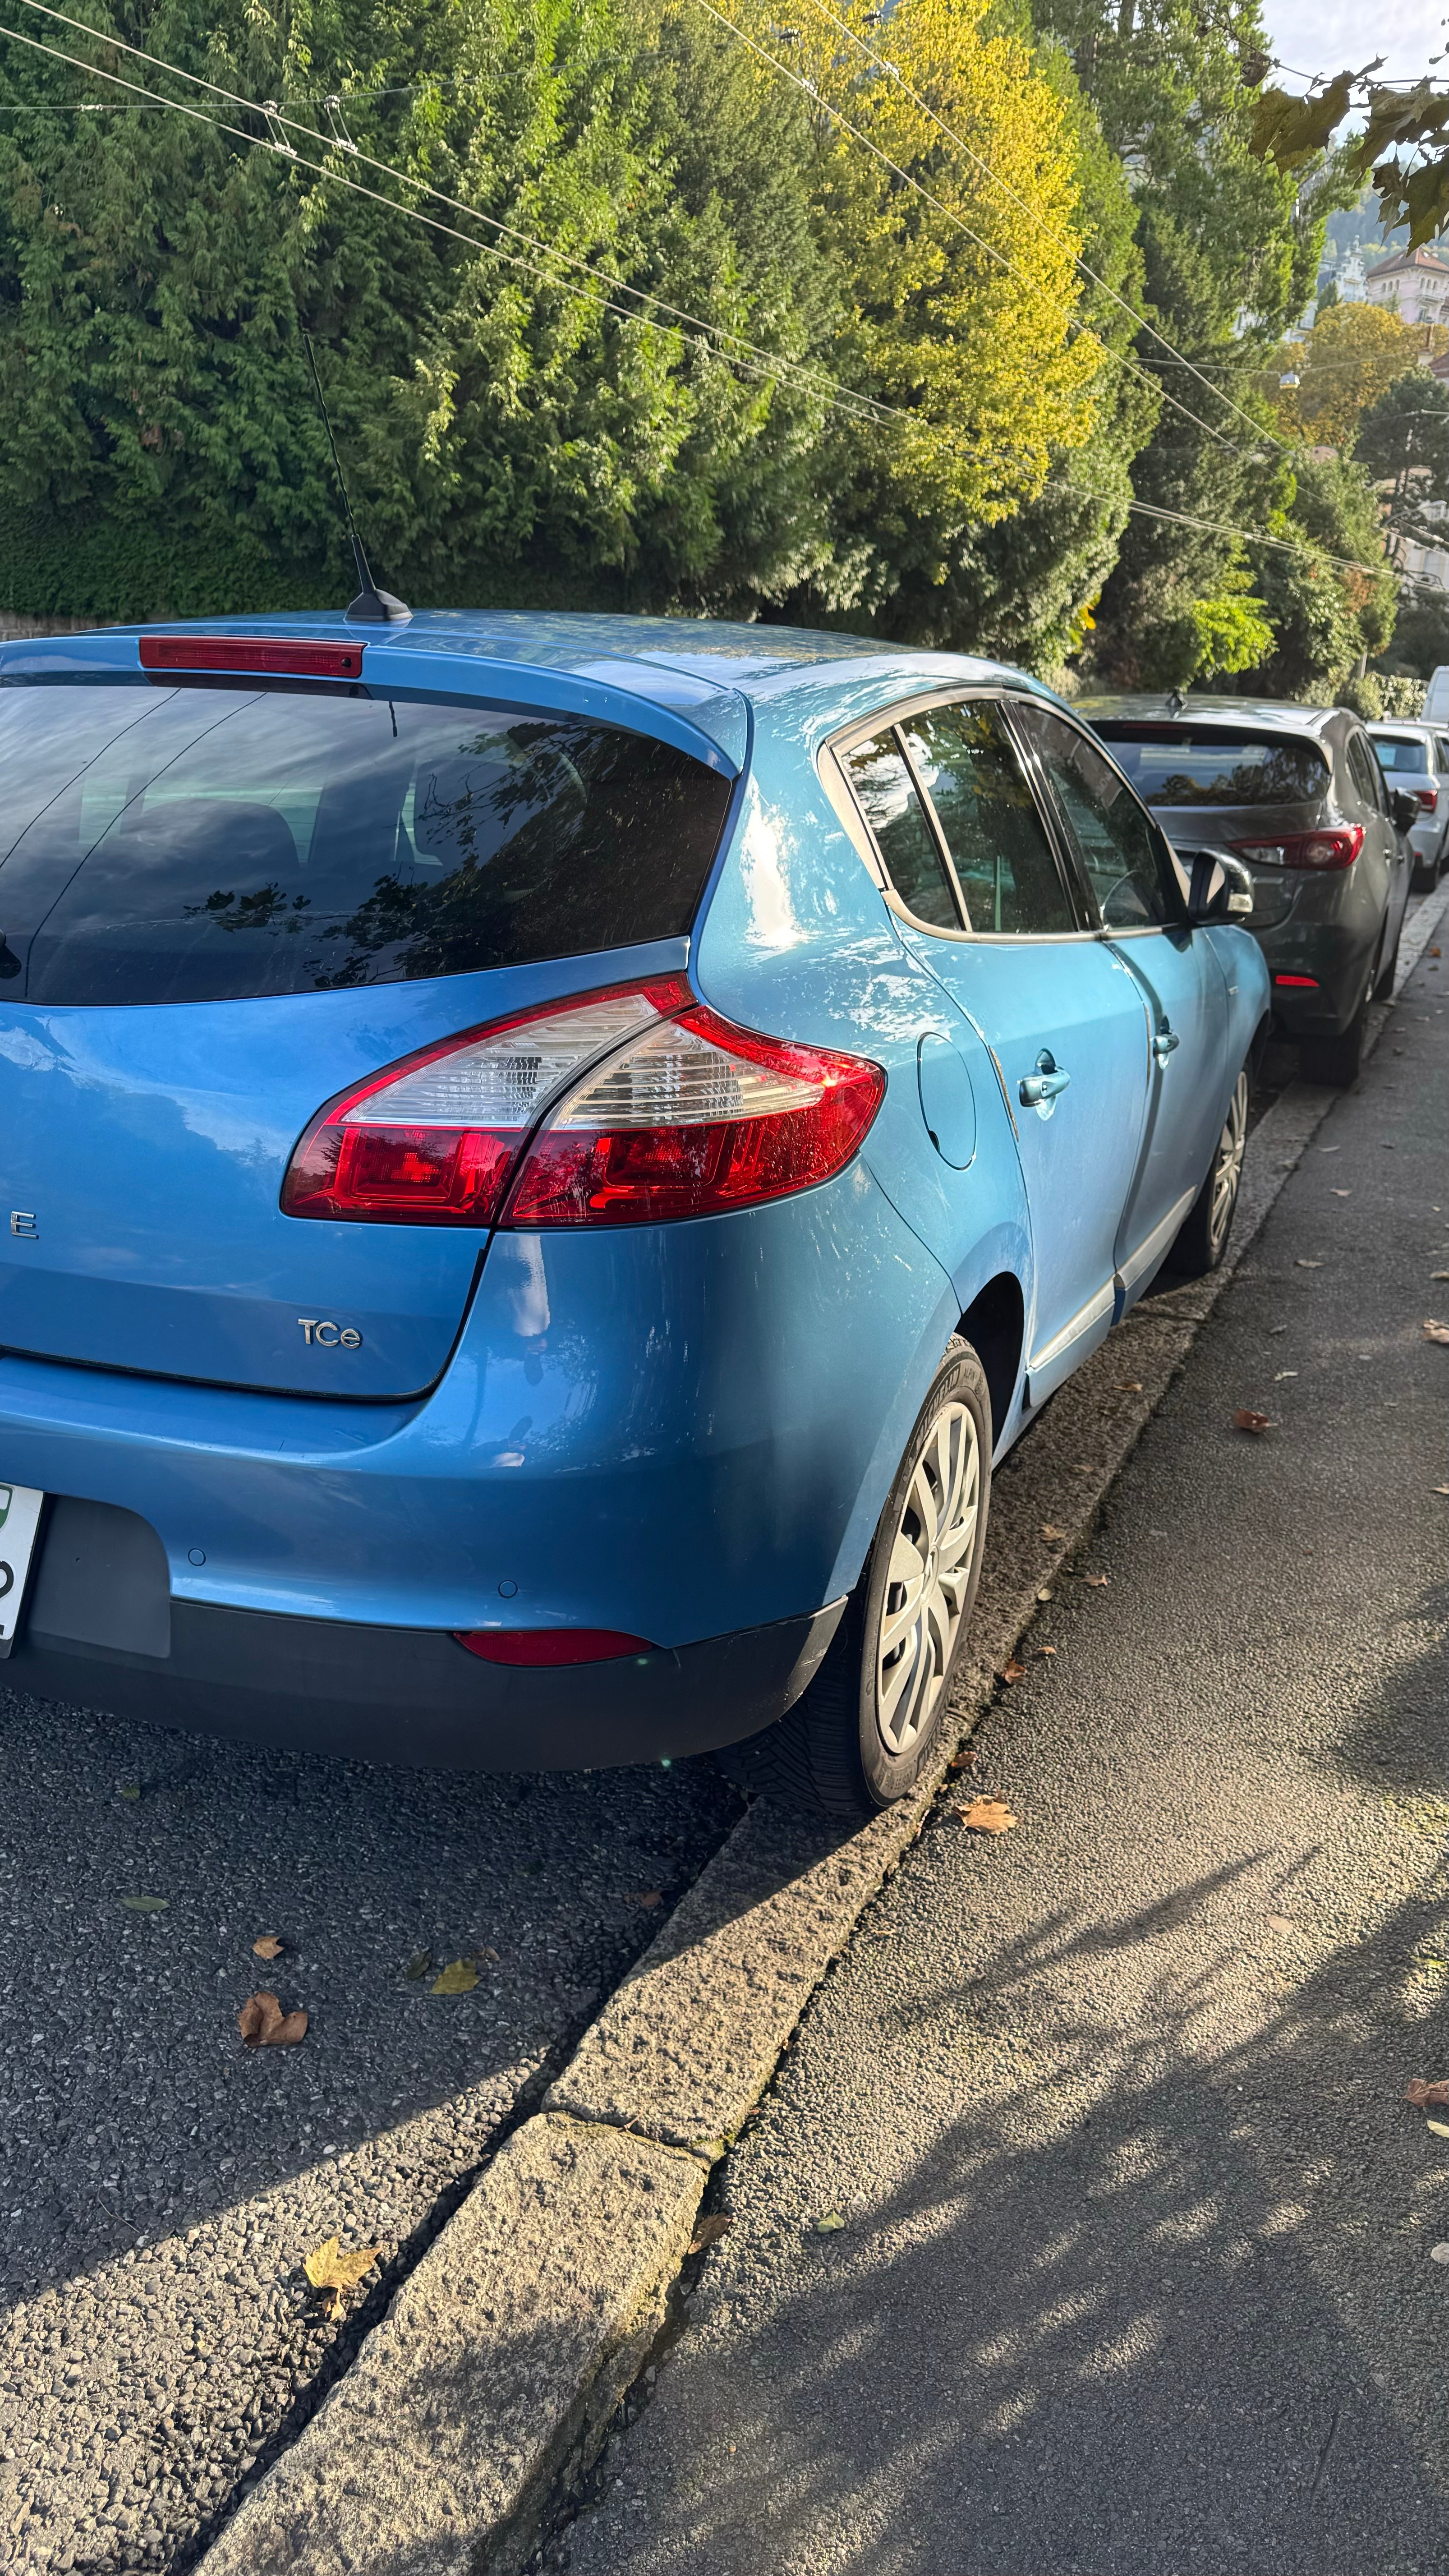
left=252, top=1935, right=284, bottom=1961
left=304, top=2236, right=382, bottom=2320
left=430, top=1959, right=478, bottom=1996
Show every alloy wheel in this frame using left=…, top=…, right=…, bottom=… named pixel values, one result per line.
left=874, top=1402, right=980, bottom=1757
left=1209, top=1070, right=1249, bottom=1260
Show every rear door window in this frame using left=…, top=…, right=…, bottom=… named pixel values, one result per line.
left=896, top=702, right=1078, bottom=935
left=1092, top=726, right=1330, bottom=807
left=0, top=682, right=732, bottom=1006
left=841, top=732, right=963, bottom=930
left=1371, top=733, right=1430, bottom=773
left=1347, top=731, right=1385, bottom=812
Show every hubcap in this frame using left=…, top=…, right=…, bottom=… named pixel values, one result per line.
left=874, top=1401, right=980, bottom=1758
left=1210, top=1070, right=1249, bottom=1257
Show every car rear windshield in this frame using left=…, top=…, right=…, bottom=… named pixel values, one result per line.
left=0, top=681, right=732, bottom=1006
left=1371, top=732, right=1431, bottom=773
left=1091, top=725, right=1330, bottom=808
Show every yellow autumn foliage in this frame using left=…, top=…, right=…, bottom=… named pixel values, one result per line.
left=706, top=0, right=1104, bottom=536
left=1272, top=301, right=1448, bottom=450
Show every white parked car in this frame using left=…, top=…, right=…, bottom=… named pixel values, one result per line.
left=1367, top=721, right=1449, bottom=888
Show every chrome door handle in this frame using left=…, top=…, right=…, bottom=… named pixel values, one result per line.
left=1019, top=1049, right=1071, bottom=1113
left=1153, top=1028, right=1180, bottom=1067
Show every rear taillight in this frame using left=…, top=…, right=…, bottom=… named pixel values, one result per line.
left=281, top=980, right=689, bottom=1224
left=504, top=1005, right=886, bottom=1226
left=1230, top=827, right=1364, bottom=871
left=1273, top=972, right=1319, bottom=989
left=1416, top=786, right=1439, bottom=814
left=282, top=982, right=886, bottom=1228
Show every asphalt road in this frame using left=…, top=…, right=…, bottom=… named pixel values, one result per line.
left=557, top=936, right=1449, bottom=2575
left=0, top=1691, right=736, bottom=2569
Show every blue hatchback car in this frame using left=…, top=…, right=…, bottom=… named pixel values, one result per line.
left=0, top=612, right=1267, bottom=1816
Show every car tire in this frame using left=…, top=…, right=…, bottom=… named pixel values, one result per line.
left=718, top=1337, right=991, bottom=1821
left=1168, top=1066, right=1249, bottom=1278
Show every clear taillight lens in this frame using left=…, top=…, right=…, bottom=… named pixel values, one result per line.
left=502, top=1004, right=886, bottom=1226
left=281, top=980, right=688, bottom=1224
left=1230, top=826, right=1364, bottom=871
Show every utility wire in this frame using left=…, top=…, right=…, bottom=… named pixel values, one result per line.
left=681, top=0, right=1254, bottom=460
left=786, top=0, right=1302, bottom=459
left=3, top=0, right=896, bottom=429
left=0, top=18, right=1419, bottom=591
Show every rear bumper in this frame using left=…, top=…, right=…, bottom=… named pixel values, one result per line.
left=6, top=1545, right=846, bottom=1771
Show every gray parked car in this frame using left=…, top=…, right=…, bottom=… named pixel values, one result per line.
left=1078, top=695, right=1413, bottom=1085
left=1367, top=721, right=1449, bottom=888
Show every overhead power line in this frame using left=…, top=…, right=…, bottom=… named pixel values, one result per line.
left=0, top=13, right=1409, bottom=591
left=681, top=0, right=1260, bottom=461
left=2, top=0, right=896, bottom=431
left=784, top=0, right=1301, bottom=460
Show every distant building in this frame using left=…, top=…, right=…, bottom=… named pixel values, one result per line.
left=1364, top=245, right=1449, bottom=328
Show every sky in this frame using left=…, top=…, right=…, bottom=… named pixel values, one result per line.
left=1259, top=0, right=1444, bottom=85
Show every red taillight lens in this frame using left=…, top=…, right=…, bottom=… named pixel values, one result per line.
left=139, top=635, right=366, bottom=679
left=455, top=1628, right=656, bottom=1665
left=1230, top=827, right=1363, bottom=871
left=502, top=1005, right=887, bottom=1226
left=281, top=980, right=689, bottom=1224
left=1273, top=972, right=1320, bottom=989
left=283, top=984, right=886, bottom=1228
left=1416, top=786, right=1438, bottom=813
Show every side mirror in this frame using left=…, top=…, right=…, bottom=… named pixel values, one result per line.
left=1173, top=845, right=1254, bottom=923
left=1389, top=788, right=1418, bottom=834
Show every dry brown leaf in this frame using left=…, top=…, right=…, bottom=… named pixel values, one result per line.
left=1113, top=1380, right=1143, bottom=1393
left=1038, top=1644, right=1058, bottom=1657
left=1000, top=1659, right=1026, bottom=1685
left=1432, top=1272, right=1449, bottom=1282
left=1079, top=1572, right=1109, bottom=1587
left=958, top=1798, right=1018, bottom=1836
left=688, top=2213, right=734, bottom=2255
left=1266, top=1913, right=1294, bottom=1934
left=1423, top=1320, right=1449, bottom=1346
left=1434, top=1485, right=1449, bottom=1497
left=1295, top=1259, right=1323, bottom=1270
left=238, top=1991, right=308, bottom=2048
left=1431, top=947, right=1443, bottom=957
left=304, top=2235, right=382, bottom=2320
left=623, top=1891, right=664, bottom=1910
left=1233, top=1409, right=1274, bottom=1434
left=1406, top=2078, right=1449, bottom=2108
left=252, top=1935, right=284, bottom=1961
left=1041, top=1523, right=1068, bottom=1541
left=948, top=1747, right=979, bottom=1771
left=1330, top=1189, right=1351, bottom=1198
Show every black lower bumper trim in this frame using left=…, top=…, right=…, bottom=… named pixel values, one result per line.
left=6, top=1595, right=848, bottom=1772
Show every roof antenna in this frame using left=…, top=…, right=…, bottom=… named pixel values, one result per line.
left=302, top=332, right=410, bottom=625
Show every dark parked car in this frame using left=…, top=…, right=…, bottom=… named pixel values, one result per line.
left=1078, top=695, right=1413, bottom=1084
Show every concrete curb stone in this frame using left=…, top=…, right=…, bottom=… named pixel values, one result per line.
left=192, top=2114, right=707, bottom=2576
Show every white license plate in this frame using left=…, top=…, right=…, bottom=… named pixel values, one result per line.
left=0, top=1483, right=44, bottom=1651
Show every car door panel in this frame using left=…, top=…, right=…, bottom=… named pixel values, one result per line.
left=837, top=699, right=1151, bottom=1402
left=1008, top=700, right=1234, bottom=1303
